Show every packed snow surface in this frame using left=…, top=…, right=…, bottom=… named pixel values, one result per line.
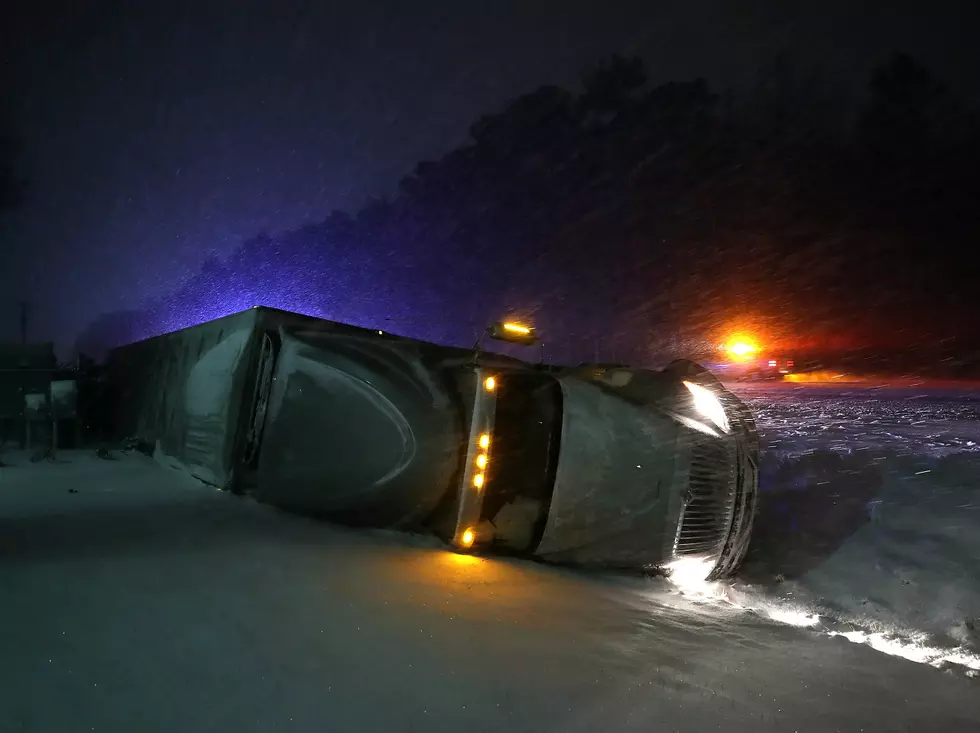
left=731, top=382, right=980, bottom=672
left=1, top=381, right=979, bottom=731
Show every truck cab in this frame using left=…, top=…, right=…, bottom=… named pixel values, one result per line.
left=425, top=356, right=759, bottom=579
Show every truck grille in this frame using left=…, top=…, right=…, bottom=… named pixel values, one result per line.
left=674, top=437, right=737, bottom=558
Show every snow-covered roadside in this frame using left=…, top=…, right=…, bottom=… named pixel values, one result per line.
left=4, top=449, right=980, bottom=732
left=731, top=385, right=980, bottom=674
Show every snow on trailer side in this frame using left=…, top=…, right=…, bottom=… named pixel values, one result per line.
left=105, top=308, right=261, bottom=488
left=105, top=307, right=401, bottom=491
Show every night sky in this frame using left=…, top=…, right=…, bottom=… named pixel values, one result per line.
left=2, top=1, right=977, bottom=357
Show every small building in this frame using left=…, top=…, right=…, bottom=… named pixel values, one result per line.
left=0, top=342, right=61, bottom=449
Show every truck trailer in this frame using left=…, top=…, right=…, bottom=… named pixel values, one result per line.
left=105, top=306, right=759, bottom=580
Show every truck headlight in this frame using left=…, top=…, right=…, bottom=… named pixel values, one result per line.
left=682, top=380, right=730, bottom=434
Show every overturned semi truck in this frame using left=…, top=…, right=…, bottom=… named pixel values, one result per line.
left=105, top=307, right=759, bottom=579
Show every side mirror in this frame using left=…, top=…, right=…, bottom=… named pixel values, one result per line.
left=488, top=321, right=538, bottom=346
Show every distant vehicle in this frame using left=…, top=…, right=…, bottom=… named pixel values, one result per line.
left=738, top=355, right=795, bottom=380
left=707, top=337, right=795, bottom=381
left=104, top=307, right=760, bottom=581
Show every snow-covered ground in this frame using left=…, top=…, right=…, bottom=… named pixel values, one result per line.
left=732, top=382, right=980, bottom=670
left=1, top=382, right=979, bottom=731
